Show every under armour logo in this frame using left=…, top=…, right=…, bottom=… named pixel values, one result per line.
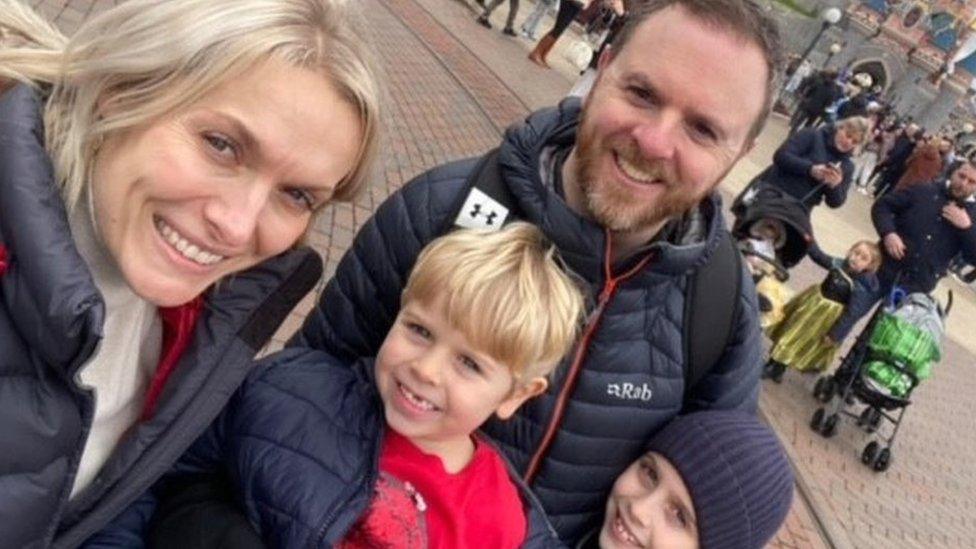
left=469, top=203, right=499, bottom=225
left=607, top=382, right=653, bottom=402
left=454, top=188, right=510, bottom=231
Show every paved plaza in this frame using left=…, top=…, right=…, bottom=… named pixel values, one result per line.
left=22, top=0, right=976, bottom=547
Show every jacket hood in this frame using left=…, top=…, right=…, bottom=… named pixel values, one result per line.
left=0, top=85, right=104, bottom=374
left=497, top=98, right=730, bottom=281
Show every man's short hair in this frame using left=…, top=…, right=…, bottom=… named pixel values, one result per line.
left=402, top=223, right=584, bottom=381
left=611, top=0, right=784, bottom=142
left=954, top=156, right=976, bottom=173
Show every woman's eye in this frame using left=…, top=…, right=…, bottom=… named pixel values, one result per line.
left=203, top=133, right=237, bottom=159
left=284, top=188, right=316, bottom=211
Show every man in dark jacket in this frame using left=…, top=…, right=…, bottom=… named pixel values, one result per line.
left=292, top=1, right=780, bottom=542
left=790, top=69, right=841, bottom=134
left=873, top=160, right=976, bottom=295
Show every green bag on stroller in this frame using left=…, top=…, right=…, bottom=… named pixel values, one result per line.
left=863, top=294, right=945, bottom=398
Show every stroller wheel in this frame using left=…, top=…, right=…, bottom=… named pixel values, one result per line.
left=815, top=376, right=836, bottom=403
left=813, top=377, right=825, bottom=399
left=861, top=441, right=879, bottom=465
left=810, top=408, right=825, bottom=432
left=821, top=414, right=839, bottom=438
left=873, top=448, right=892, bottom=472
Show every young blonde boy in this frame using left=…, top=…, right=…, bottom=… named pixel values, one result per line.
left=95, top=223, right=582, bottom=548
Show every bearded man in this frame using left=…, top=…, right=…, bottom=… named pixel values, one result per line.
left=295, top=0, right=783, bottom=542
left=873, top=159, right=976, bottom=296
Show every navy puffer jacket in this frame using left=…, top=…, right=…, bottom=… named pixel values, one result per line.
left=93, top=349, right=564, bottom=548
left=291, top=99, right=763, bottom=542
left=761, top=125, right=854, bottom=210
left=0, top=85, right=322, bottom=548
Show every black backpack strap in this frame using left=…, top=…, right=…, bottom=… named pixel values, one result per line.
left=682, top=231, right=743, bottom=407
left=444, top=148, right=521, bottom=233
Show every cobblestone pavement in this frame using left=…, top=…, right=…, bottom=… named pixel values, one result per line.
left=24, top=0, right=976, bottom=547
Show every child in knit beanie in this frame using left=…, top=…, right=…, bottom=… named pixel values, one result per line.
left=582, top=410, right=794, bottom=548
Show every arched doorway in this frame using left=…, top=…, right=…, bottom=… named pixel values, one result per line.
left=850, top=59, right=890, bottom=91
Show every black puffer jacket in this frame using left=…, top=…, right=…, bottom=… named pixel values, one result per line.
left=292, top=99, right=763, bottom=542
left=872, top=181, right=976, bottom=293
left=0, top=85, right=322, bottom=548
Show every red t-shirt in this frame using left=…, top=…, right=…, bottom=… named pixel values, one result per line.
left=339, top=429, right=527, bottom=549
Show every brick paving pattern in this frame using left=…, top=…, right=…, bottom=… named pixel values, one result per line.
left=21, top=1, right=976, bottom=547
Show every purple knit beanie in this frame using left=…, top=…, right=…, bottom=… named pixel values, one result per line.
left=645, top=411, right=794, bottom=549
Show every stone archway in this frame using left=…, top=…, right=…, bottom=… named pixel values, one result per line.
left=850, top=59, right=890, bottom=91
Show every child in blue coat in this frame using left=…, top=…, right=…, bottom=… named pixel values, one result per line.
left=90, top=222, right=583, bottom=548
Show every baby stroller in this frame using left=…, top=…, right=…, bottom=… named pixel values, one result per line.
left=809, top=288, right=952, bottom=472
left=732, top=181, right=815, bottom=329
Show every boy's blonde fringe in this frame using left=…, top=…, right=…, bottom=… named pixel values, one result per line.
left=403, top=223, right=586, bottom=382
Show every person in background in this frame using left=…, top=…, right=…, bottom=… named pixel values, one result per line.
left=478, top=0, right=521, bottom=36
left=762, top=240, right=881, bottom=381
left=894, top=134, right=946, bottom=192
left=521, top=0, right=559, bottom=40
left=789, top=69, right=841, bottom=134
left=760, top=116, right=869, bottom=212
left=873, top=122, right=920, bottom=198
left=527, top=0, right=587, bottom=68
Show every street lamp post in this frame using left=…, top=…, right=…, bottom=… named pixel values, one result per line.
left=824, top=42, right=843, bottom=68
left=798, top=7, right=843, bottom=68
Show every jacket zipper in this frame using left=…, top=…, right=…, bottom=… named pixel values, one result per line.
left=523, top=232, right=654, bottom=485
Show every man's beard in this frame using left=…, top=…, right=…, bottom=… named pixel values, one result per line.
left=949, top=181, right=973, bottom=201
left=573, top=116, right=706, bottom=234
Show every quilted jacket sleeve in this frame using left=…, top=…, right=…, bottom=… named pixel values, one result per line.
left=871, top=185, right=916, bottom=237
left=683, top=261, right=763, bottom=413
left=289, top=160, right=475, bottom=359
left=773, top=129, right=816, bottom=178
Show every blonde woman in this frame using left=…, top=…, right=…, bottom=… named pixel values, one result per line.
left=0, top=0, right=382, bottom=546
left=761, top=116, right=871, bottom=212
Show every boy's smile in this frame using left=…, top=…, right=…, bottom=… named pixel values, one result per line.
left=374, top=296, right=545, bottom=472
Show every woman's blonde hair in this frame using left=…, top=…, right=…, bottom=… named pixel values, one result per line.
left=0, top=0, right=381, bottom=210
left=836, top=116, right=872, bottom=147
left=403, top=223, right=585, bottom=382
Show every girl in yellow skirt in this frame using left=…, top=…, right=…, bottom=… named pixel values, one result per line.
left=763, top=240, right=882, bottom=382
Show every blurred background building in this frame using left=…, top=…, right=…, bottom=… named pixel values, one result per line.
left=766, top=0, right=976, bottom=134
